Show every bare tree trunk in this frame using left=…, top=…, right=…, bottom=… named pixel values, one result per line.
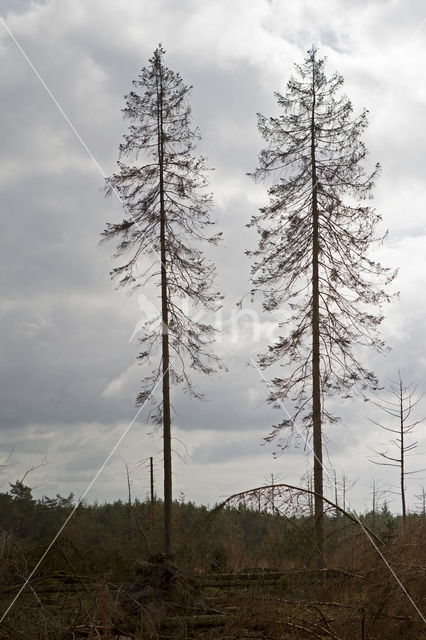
left=157, top=62, right=173, bottom=556
left=125, top=462, right=132, bottom=542
left=399, top=376, right=406, bottom=532
left=270, top=473, right=275, bottom=514
left=333, top=469, right=339, bottom=519
left=310, top=56, right=325, bottom=565
left=371, top=480, right=377, bottom=530
left=150, top=457, right=155, bottom=506
left=150, top=456, right=155, bottom=548
left=342, top=473, right=347, bottom=513
left=306, top=472, right=314, bottom=518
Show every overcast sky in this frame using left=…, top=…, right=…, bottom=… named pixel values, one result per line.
left=1, top=0, right=426, bottom=515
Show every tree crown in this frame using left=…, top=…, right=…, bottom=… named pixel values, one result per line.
left=249, top=47, right=397, bottom=443
left=102, top=46, right=223, bottom=413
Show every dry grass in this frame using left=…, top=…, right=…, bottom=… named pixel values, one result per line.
left=0, top=516, right=425, bottom=639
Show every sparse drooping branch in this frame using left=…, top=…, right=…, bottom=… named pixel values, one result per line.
left=368, top=372, right=425, bottom=530
left=102, top=45, right=222, bottom=554
left=204, top=482, right=383, bottom=551
left=248, top=47, right=396, bottom=560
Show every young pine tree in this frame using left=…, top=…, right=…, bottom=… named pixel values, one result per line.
left=102, top=46, right=222, bottom=555
left=249, top=47, right=396, bottom=561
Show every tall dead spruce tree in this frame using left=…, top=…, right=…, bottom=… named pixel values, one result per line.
left=102, top=46, right=222, bottom=555
left=249, top=48, right=396, bottom=561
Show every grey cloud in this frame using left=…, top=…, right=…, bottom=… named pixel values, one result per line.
left=0, top=294, right=140, bottom=428
left=0, top=1, right=33, bottom=19
left=0, top=428, right=55, bottom=454
left=193, top=435, right=276, bottom=464
left=62, top=449, right=113, bottom=473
